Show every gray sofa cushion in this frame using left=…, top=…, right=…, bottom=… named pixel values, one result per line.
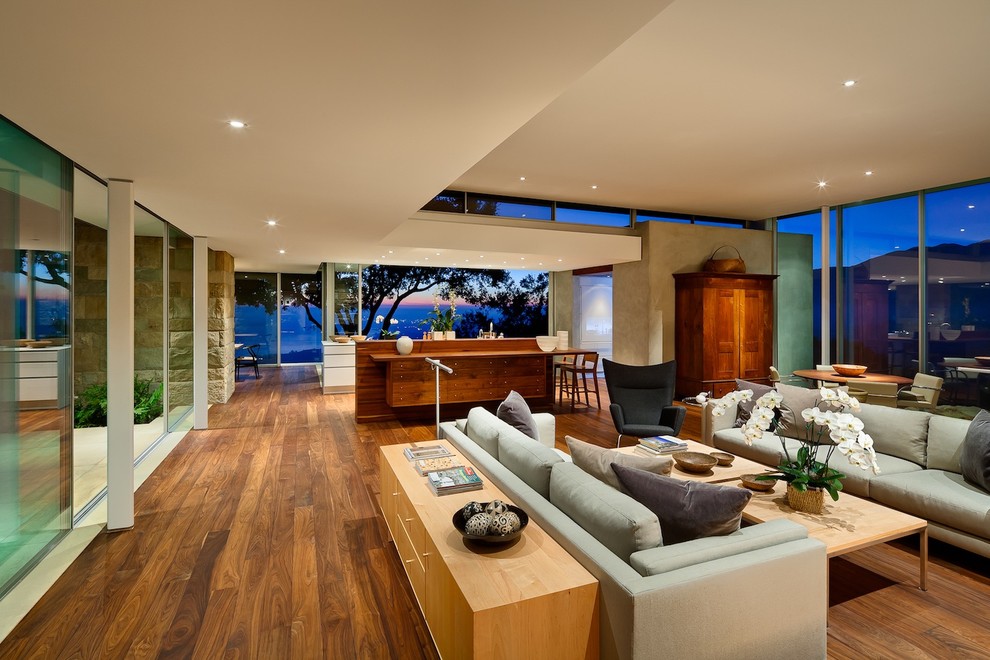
left=927, top=414, right=971, bottom=474
left=464, top=407, right=501, bottom=460
left=498, top=432, right=563, bottom=499
left=775, top=382, right=821, bottom=439
left=497, top=390, right=539, bottom=440
left=814, top=447, right=922, bottom=498
left=856, top=403, right=930, bottom=467
left=549, top=462, right=662, bottom=561
left=869, top=470, right=990, bottom=539
left=629, top=519, right=808, bottom=576
left=612, top=464, right=752, bottom=545
left=565, top=435, right=672, bottom=493
left=961, top=410, right=990, bottom=492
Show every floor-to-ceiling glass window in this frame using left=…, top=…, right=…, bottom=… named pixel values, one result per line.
left=280, top=272, right=323, bottom=363
left=842, top=196, right=919, bottom=375
left=0, top=117, right=73, bottom=597
left=71, top=170, right=108, bottom=515
left=135, top=207, right=166, bottom=452
left=332, top=264, right=360, bottom=336
left=234, top=272, right=278, bottom=366
left=167, top=226, right=193, bottom=429
left=925, top=181, right=990, bottom=406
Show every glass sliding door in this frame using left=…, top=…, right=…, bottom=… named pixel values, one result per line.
left=572, top=272, right=613, bottom=367
left=280, top=272, right=323, bottom=363
left=135, top=207, right=166, bottom=452
left=0, top=117, right=72, bottom=597
left=234, top=272, right=277, bottom=367
left=167, top=226, right=193, bottom=429
left=71, top=170, right=108, bottom=515
left=842, top=196, right=919, bottom=375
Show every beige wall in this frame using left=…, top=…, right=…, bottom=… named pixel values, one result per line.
left=612, top=222, right=773, bottom=365
left=551, top=271, right=573, bottom=337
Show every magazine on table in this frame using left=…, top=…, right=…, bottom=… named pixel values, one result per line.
left=414, top=457, right=461, bottom=475
left=427, top=466, right=484, bottom=495
left=403, top=444, right=454, bottom=461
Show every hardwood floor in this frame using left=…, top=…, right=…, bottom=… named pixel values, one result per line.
left=1, top=366, right=988, bottom=659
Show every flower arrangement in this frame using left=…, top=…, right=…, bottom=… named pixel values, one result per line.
left=422, top=293, right=459, bottom=332
left=699, top=387, right=879, bottom=501
left=376, top=315, right=399, bottom=339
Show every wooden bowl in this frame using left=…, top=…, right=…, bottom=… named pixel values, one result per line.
left=351, top=335, right=367, bottom=342
left=831, top=363, right=867, bottom=377
left=672, top=451, right=718, bottom=473
left=740, top=473, right=777, bottom=491
left=709, top=451, right=735, bottom=466
left=333, top=336, right=350, bottom=343
left=27, top=340, right=53, bottom=349
left=975, top=356, right=990, bottom=367
left=453, top=504, right=529, bottom=545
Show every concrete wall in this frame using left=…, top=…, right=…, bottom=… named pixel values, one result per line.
left=613, top=222, right=774, bottom=365
left=776, top=232, right=814, bottom=375
left=551, top=271, right=573, bottom=337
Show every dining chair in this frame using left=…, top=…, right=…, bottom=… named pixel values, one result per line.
left=235, top=344, right=262, bottom=380
left=857, top=381, right=898, bottom=407
left=896, top=373, right=943, bottom=410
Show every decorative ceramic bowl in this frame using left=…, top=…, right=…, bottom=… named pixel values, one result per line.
left=709, top=451, right=735, bottom=466
left=672, top=451, right=718, bottom=473
left=941, top=328, right=962, bottom=341
left=739, top=473, right=777, bottom=491
left=351, top=335, right=367, bottom=342
left=831, top=363, right=868, bottom=377
left=535, top=336, right=557, bottom=352
left=453, top=503, right=529, bottom=544
left=333, top=336, right=350, bottom=343
left=976, top=356, right=990, bottom=367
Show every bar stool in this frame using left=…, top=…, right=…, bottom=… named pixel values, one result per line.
left=558, top=352, right=601, bottom=411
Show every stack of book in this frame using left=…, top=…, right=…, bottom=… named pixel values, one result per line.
left=427, top=466, right=484, bottom=496
left=403, top=444, right=454, bottom=461
left=635, top=435, right=689, bottom=457
left=413, top=456, right=460, bottom=476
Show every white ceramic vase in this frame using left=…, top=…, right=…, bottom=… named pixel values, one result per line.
left=396, top=336, right=413, bottom=355
left=433, top=331, right=445, bottom=341
left=445, top=330, right=456, bottom=340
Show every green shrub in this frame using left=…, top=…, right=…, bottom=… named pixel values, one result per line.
left=74, top=377, right=164, bottom=428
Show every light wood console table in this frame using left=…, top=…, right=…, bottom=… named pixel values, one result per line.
left=379, top=441, right=599, bottom=659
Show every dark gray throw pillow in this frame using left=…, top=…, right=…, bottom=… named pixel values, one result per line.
left=611, top=464, right=752, bottom=545
left=734, top=379, right=774, bottom=428
left=497, top=390, right=539, bottom=440
left=961, top=409, right=990, bottom=492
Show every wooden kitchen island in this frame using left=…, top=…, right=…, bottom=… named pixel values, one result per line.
left=355, top=338, right=580, bottom=422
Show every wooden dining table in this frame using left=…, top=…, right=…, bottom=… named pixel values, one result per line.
left=792, top=368, right=913, bottom=387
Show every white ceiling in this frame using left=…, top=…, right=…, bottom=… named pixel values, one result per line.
left=3, top=0, right=990, bottom=272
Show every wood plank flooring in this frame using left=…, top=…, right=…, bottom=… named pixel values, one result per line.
left=1, top=366, right=989, bottom=659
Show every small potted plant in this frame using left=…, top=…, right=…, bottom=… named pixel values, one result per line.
left=700, top=387, right=879, bottom=513
left=422, top=294, right=459, bottom=339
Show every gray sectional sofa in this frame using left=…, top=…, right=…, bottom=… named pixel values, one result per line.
left=705, top=398, right=990, bottom=559
left=441, top=407, right=827, bottom=660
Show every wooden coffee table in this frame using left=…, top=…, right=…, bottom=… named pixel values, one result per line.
left=738, top=480, right=928, bottom=591
left=617, top=438, right=771, bottom=483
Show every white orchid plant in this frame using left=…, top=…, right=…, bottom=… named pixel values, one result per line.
left=699, top=387, right=880, bottom=501
left=375, top=314, right=399, bottom=339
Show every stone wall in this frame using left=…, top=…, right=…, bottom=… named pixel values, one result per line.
left=135, top=235, right=164, bottom=386
left=208, top=249, right=235, bottom=403
left=73, top=220, right=107, bottom=392
left=168, top=237, right=193, bottom=414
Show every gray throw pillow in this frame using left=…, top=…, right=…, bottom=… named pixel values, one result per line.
left=734, top=379, right=774, bottom=428
left=775, top=382, right=822, bottom=439
left=565, top=435, right=672, bottom=493
left=961, top=409, right=990, bottom=492
left=497, top=390, right=539, bottom=440
left=611, top=464, right=752, bottom=545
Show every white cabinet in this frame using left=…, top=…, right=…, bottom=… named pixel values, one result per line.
left=322, top=341, right=355, bottom=393
left=13, top=346, right=70, bottom=409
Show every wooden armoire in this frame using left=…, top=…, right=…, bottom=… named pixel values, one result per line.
left=673, top=272, right=777, bottom=398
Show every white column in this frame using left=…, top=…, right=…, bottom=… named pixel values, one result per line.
left=107, top=179, right=135, bottom=531
left=193, top=236, right=208, bottom=429
left=820, top=205, right=831, bottom=365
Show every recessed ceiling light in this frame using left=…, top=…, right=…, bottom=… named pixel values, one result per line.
left=266, top=219, right=277, bottom=226
left=538, top=262, right=544, bottom=266
left=278, top=249, right=285, bottom=254
left=843, top=80, right=856, bottom=87
left=228, top=119, right=246, bottom=128
left=388, top=250, right=393, bottom=254
left=519, top=176, right=526, bottom=181
left=591, top=185, right=598, bottom=190
left=424, top=257, right=429, bottom=261
left=864, top=171, right=873, bottom=176
left=817, top=180, right=828, bottom=189
left=435, top=252, right=440, bottom=256
left=557, top=258, right=563, bottom=262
